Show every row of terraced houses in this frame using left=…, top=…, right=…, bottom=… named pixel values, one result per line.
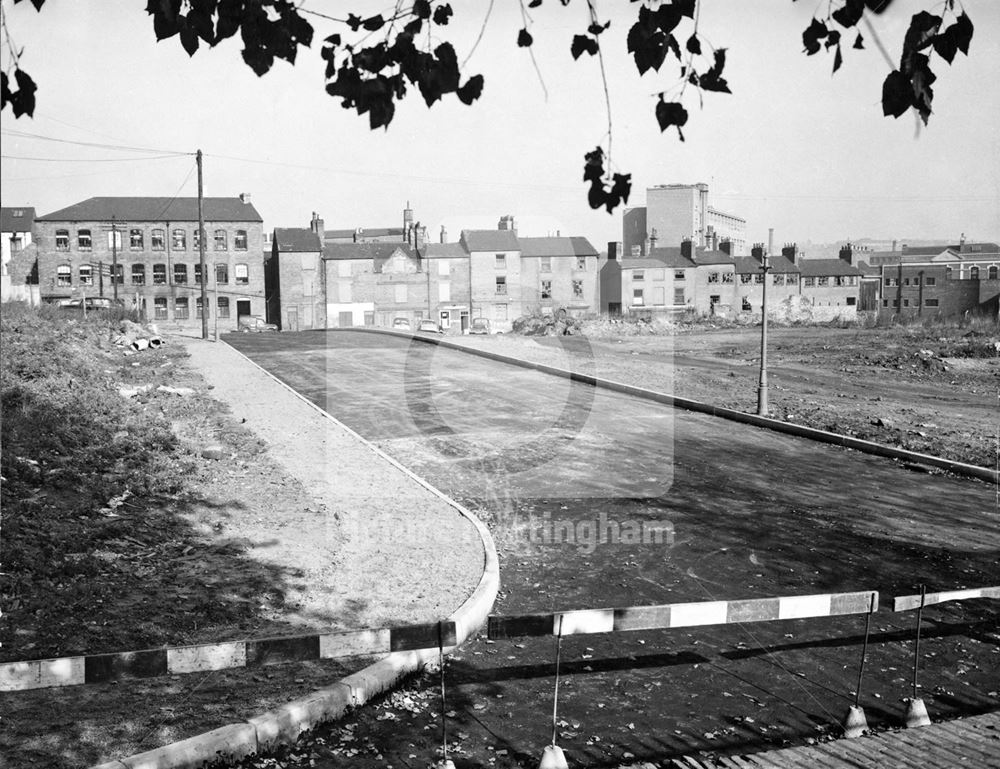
left=3, top=186, right=997, bottom=332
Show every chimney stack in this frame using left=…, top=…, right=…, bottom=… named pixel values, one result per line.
left=440, top=225, right=448, bottom=244
left=413, top=222, right=424, bottom=250
left=892, top=239, right=897, bottom=253
left=719, top=238, right=732, bottom=256
left=498, top=215, right=517, bottom=234
left=607, top=241, right=623, bottom=261
left=681, top=237, right=694, bottom=262
left=751, top=243, right=765, bottom=263
left=781, top=243, right=797, bottom=264
left=768, top=228, right=774, bottom=257
left=310, top=212, right=325, bottom=240
left=403, top=201, right=414, bottom=242
left=240, top=192, right=252, bottom=204
left=839, top=242, right=853, bottom=265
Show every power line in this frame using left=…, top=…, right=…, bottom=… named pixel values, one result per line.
left=0, top=128, right=193, bottom=156
left=2, top=153, right=190, bottom=163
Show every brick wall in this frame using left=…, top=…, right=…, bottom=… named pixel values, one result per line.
left=519, top=256, right=597, bottom=315
left=471, top=249, right=521, bottom=331
left=276, top=249, right=326, bottom=330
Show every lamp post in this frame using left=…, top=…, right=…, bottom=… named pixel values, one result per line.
left=757, top=250, right=770, bottom=416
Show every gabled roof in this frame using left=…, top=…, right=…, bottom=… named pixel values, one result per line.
left=460, top=229, right=519, bottom=252
left=1, top=206, right=36, bottom=232
left=37, top=197, right=262, bottom=222
left=733, top=255, right=800, bottom=274
left=797, top=258, right=862, bottom=277
left=692, top=248, right=736, bottom=266
left=422, top=243, right=468, bottom=258
left=646, top=247, right=698, bottom=269
left=519, top=236, right=598, bottom=258
left=323, top=242, right=415, bottom=261
left=274, top=227, right=321, bottom=252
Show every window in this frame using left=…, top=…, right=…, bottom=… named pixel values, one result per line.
left=9, top=235, right=23, bottom=252
left=196, top=296, right=208, bottom=319
left=172, top=229, right=186, bottom=249
left=217, top=296, right=230, bottom=318
left=235, top=230, right=248, bottom=250
left=494, top=304, right=508, bottom=321
left=540, top=257, right=552, bottom=272
left=754, top=273, right=764, bottom=284
left=708, top=272, right=720, bottom=283
left=174, top=297, right=189, bottom=319
left=214, top=229, right=227, bottom=251
left=151, top=229, right=165, bottom=251
left=989, top=266, right=998, bottom=280
left=903, top=277, right=911, bottom=286
left=773, top=274, right=784, bottom=286
left=174, top=263, right=188, bottom=284
left=787, top=276, right=798, bottom=287
left=131, top=264, right=145, bottom=285
left=892, top=299, right=899, bottom=307
left=633, top=270, right=645, bottom=281
left=495, top=276, right=507, bottom=295
left=722, top=272, right=734, bottom=284
left=576, top=257, right=587, bottom=270
left=572, top=279, right=583, bottom=298
left=107, top=264, right=123, bottom=284
left=885, top=277, right=896, bottom=286
left=56, top=229, right=70, bottom=250
left=674, top=288, right=685, bottom=305
left=817, top=276, right=829, bottom=286
left=57, top=265, right=72, bottom=286
left=540, top=279, right=552, bottom=299
left=440, top=311, right=451, bottom=328
left=235, top=264, right=249, bottom=284
left=903, top=299, right=910, bottom=307
left=740, top=273, right=752, bottom=284
left=846, top=297, right=857, bottom=306
left=883, top=299, right=889, bottom=307
left=970, top=266, right=980, bottom=280
left=710, top=294, right=721, bottom=305
left=675, top=270, right=685, bottom=280
left=945, top=267, right=953, bottom=278
left=495, top=253, right=506, bottom=269
left=153, top=263, right=167, bottom=284
left=78, top=229, right=92, bottom=250
left=79, top=265, right=93, bottom=285
left=848, top=276, right=857, bottom=286
left=216, top=263, right=229, bottom=284
left=742, top=297, right=752, bottom=311
left=394, top=284, right=407, bottom=303
left=438, top=260, right=450, bottom=276
left=439, top=282, right=451, bottom=302
left=925, top=298, right=939, bottom=307
left=925, top=276, right=936, bottom=286
left=804, top=277, right=815, bottom=287
left=194, top=263, right=206, bottom=284
left=364, top=311, right=375, bottom=326
left=633, top=288, right=644, bottom=306
left=193, top=228, right=203, bottom=250
left=835, top=276, right=845, bottom=287
left=154, top=297, right=168, bottom=319
left=130, top=228, right=144, bottom=249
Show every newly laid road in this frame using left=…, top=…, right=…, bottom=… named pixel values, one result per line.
left=227, top=330, right=999, bottom=767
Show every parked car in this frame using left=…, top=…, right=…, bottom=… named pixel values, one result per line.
left=469, top=317, right=492, bottom=335
left=392, top=317, right=411, bottom=331
left=416, top=319, right=443, bottom=334
left=58, top=297, right=123, bottom=312
left=238, top=315, right=279, bottom=333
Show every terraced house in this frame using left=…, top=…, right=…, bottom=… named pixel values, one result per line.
left=34, top=196, right=264, bottom=330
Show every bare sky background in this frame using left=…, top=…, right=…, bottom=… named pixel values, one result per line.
left=2, top=0, right=998, bottom=250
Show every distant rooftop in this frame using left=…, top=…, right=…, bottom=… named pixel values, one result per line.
left=38, top=197, right=262, bottom=222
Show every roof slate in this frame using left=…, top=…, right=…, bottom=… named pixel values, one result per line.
left=274, top=227, right=321, bottom=252
left=322, top=242, right=415, bottom=261
left=519, top=236, right=598, bottom=258
left=1, top=206, right=36, bottom=232
left=37, top=197, right=262, bottom=222
left=645, top=247, right=698, bottom=268
left=733, top=255, right=800, bottom=274
left=797, top=258, right=863, bottom=277
left=422, top=243, right=468, bottom=258
left=461, top=229, right=519, bottom=252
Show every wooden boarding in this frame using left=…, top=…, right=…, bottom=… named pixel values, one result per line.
left=892, top=585, right=1000, bottom=612
left=0, top=620, right=457, bottom=692
left=488, top=591, right=878, bottom=639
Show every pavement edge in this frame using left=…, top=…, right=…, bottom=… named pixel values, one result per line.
left=90, top=337, right=500, bottom=769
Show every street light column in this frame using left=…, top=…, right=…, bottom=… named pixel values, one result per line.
left=757, top=251, right=770, bottom=416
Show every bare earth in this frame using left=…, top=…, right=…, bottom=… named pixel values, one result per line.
left=4, top=335, right=484, bottom=769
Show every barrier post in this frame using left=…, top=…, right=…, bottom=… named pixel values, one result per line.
left=436, top=620, right=455, bottom=769
left=843, top=592, right=876, bottom=738
left=538, top=615, right=568, bottom=769
left=905, top=585, right=932, bottom=728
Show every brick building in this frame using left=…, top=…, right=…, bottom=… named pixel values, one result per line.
left=267, top=216, right=325, bottom=331
left=733, top=244, right=801, bottom=314
left=35, top=196, right=265, bottom=330
left=1, top=206, right=39, bottom=303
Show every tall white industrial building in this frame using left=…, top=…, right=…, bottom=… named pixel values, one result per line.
left=622, top=183, right=747, bottom=256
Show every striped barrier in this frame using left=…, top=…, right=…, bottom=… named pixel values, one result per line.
left=488, top=591, right=878, bottom=639
left=892, top=585, right=1000, bottom=612
left=0, top=621, right=458, bottom=692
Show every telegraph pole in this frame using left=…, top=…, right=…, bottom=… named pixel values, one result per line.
left=197, top=149, right=208, bottom=340
left=757, top=250, right=770, bottom=416
left=111, top=217, right=119, bottom=302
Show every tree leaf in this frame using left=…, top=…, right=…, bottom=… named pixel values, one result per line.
left=433, top=5, right=453, bottom=26
left=853, top=32, right=865, bottom=50
left=832, top=0, right=866, bottom=29
left=588, top=21, right=610, bottom=36
left=686, top=34, right=701, bottom=55
left=832, top=43, right=843, bottom=73
left=694, top=48, right=731, bottom=93
left=518, top=28, right=533, bottom=48
left=802, top=17, right=828, bottom=55
left=655, top=98, right=688, bottom=139
left=881, top=69, right=912, bottom=118
left=571, top=35, right=598, bottom=60
left=413, top=0, right=432, bottom=20
left=456, top=74, right=484, bottom=105
left=903, top=11, right=941, bottom=53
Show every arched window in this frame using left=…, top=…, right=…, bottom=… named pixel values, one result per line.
left=172, top=229, right=186, bottom=249
left=969, top=266, right=980, bottom=280
left=79, top=265, right=93, bottom=285
left=151, top=229, right=165, bottom=250
left=153, top=264, right=167, bottom=284
left=56, top=229, right=70, bottom=250
left=234, top=230, right=248, bottom=250
left=214, top=229, right=227, bottom=250
left=57, top=265, right=72, bottom=286
left=77, top=229, right=92, bottom=250
left=989, top=265, right=998, bottom=280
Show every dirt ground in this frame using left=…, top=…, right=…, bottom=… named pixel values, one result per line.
left=450, top=324, right=999, bottom=470
left=3, top=331, right=483, bottom=769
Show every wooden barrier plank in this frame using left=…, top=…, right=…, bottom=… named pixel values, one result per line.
left=893, top=586, right=1000, bottom=612
left=488, top=613, right=554, bottom=640
left=389, top=621, right=457, bottom=652
left=246, top=635, right=320, bottom=667
left=168, top=642, right=246, bottom=674
left=85, top=649, right=168, bottom=683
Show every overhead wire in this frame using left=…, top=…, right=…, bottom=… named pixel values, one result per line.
left=1, top=128, right=193, bottom=156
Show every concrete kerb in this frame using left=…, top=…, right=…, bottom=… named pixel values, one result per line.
left=344, top=327, right=998, bottom=485
left=89, top=337, right=500, bottom=769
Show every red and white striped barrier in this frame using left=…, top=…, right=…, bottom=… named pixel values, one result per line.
left=489, top=590, right=878, bottom=639
left=892, top=586, right=1000, bottom=612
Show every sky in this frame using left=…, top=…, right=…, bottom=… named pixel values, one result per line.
left=2, top=0, right=998, bottom=251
